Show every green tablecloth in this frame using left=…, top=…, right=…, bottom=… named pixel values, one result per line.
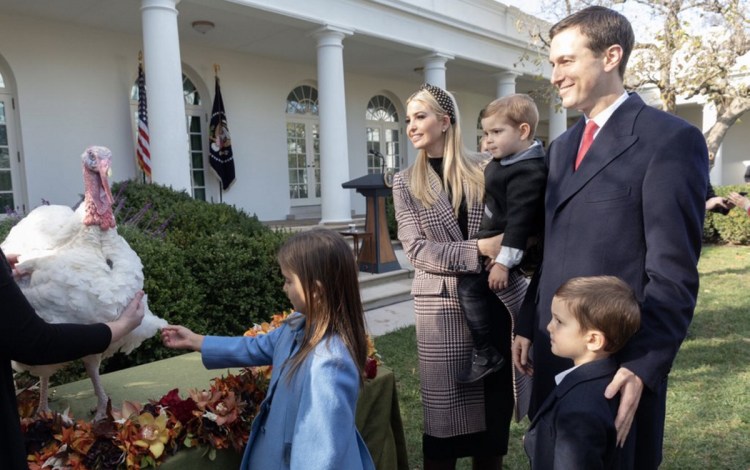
left=50, top=353, right=408, bottom=470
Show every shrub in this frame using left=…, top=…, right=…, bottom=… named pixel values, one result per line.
left=112, top=180, right=267, bottom=241
left=704, top=185, right=750, bottom=245
left=0, top=216, right=18, bottom=241
left=183, top=230, right=290, bottom=334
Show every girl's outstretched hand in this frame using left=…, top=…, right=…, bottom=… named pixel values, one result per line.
left=161, top=325, right=205, bottom=352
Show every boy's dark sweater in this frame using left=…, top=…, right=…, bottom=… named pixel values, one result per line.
left=475, top=140, right=547, bottom=251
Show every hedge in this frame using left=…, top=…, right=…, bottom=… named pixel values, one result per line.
left=704, top=184, right=750, bottom=244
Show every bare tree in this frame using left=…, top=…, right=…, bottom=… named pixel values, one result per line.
left=519, top=0, right=750, bottom=167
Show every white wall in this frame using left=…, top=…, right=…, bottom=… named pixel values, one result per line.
left=0, top=14, right=139, bottom=209
left=0, top=11, right=507, bottom=221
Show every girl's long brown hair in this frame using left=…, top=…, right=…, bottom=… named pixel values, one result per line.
left=277, top=228, right=368, bottom=384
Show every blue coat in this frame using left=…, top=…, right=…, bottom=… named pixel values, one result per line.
left=524, top=357, right=621, bottom=470
left=201, top=312, right=375, bottom=470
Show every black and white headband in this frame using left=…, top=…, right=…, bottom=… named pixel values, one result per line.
left=420, top=83, right=456, bottom=124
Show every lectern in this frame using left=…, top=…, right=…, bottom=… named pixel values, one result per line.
left=342, top=173, right=401, bottom=273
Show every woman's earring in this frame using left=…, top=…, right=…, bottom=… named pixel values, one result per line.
left=442, top=128, right=447, bottom=133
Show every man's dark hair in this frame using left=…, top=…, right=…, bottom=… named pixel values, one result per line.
left=550, top=6, right=635, bottom=79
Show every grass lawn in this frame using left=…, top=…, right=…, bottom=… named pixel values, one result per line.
left=375, top=244, right=750, bottom=469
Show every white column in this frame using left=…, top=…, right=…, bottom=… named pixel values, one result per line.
left=141, top=0, right=191, bottom=192
left=314, top=26, right=353, bottom=224
left=494, top=71, right=521, bottom=98
left=421, top=52, right=453, bottom=89
left=702, top=102, right=723, bottom=185
left=548, top=96, right=567, bottom=143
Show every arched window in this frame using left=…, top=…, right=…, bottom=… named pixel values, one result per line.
left=285, top=85, right=320, bottom=205
left=0, top=67, right=23, bottom=214
left=366, top=95, right=401, bottom=173
left=131, top=73, right=208, bottom=200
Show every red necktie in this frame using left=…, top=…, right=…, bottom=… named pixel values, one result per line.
left=575, top=120, right=599, bottom=170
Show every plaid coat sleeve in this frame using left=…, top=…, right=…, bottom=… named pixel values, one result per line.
left=392, top=170, right=482, bottom=278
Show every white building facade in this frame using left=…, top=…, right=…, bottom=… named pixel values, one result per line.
left=0, top=0, right=568, bottom=222
left=3, top=0, right=739, bottom=224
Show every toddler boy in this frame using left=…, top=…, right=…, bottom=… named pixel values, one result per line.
left=456, top=94, right=546, bottom=383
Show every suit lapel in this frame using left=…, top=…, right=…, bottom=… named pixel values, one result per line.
left=429, top=172, right=465, bottom=241
left=527, top=357, right=619, bottom=429
left=428, top=169, right=482, bottom=241
left=550, top=94, right=644, bottom=213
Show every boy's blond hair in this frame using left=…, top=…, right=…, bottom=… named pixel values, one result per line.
left=482, top=94, right=539, bottom=140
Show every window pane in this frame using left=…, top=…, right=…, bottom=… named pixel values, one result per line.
left=190, top=134, right=202, bottom=150
left=183, top=75, right=201, bottom=106
left=192, top=152, right=203, bottom=169
left=189, top=116, right=201, bottom=133
left=0, top=72, right=5, bottom=89
left=0, top=171, right=11, bottom=190
left=0, top=193, right=13, bottom=211
left=286, top=86, right=319, bottom=116
left=0, top=148, right=8, bottom=169
left=193, top=170, right=205, bottom=186
left=193, top=188, right=206, bottom=201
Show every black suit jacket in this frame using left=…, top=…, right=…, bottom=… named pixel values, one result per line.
left=0, top=249, right=111, bottom=469
left=524, top=357, right=621, bottom=470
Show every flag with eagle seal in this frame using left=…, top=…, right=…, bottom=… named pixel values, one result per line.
left=209, top=76, right=235, bottom=191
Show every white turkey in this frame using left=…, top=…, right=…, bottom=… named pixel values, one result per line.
left=2, top=145, right=167, bottom=420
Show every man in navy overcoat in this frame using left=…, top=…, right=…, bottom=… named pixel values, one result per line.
left=512, top=6, right=708, bottom=469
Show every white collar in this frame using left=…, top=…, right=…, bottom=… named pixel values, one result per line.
left=585, top=91, right=629, bottom=133
left=555, top=364, right=581, bottom=385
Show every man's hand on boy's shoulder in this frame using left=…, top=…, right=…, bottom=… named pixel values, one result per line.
left=604, top=367, right=644, bottom=447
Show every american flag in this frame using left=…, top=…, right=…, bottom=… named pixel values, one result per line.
left=136, top=61, right=151, bottom=179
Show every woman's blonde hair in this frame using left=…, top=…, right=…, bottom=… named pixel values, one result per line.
left=406, top=87, right=484, bottom=215
left=277, top=229, right=368, bottom=384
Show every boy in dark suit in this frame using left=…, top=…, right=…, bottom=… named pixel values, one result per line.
left=456, top=94, right=546, bottom=383
left=524, top=276, right=640, bottom=469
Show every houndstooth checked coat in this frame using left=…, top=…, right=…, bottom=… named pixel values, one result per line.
left=392, top=165, right=527, bottom=438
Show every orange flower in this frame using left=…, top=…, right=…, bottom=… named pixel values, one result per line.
left=111, top=400, right=143, bottom=423
left=207, top=391, right=243, bottom=426
left=188, top=388, right=222, bottom=410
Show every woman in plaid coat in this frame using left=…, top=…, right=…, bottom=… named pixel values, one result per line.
left=393, top=84, right=527, bottom=470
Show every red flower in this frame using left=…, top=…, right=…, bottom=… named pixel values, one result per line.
left=365, top=357, right=378, bottom=379
left=157, top=388, right=198, bottom=424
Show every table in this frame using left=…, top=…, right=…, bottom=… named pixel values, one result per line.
left=50, top=353, right=408, bottom=470
left=339, top=229, right=373, bottom=264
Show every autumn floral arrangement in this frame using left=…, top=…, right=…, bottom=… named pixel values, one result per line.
left=19, top=311, right=380, bottom=469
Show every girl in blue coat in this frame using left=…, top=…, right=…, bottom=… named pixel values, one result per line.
left=161, top=229, right=375, bottom=470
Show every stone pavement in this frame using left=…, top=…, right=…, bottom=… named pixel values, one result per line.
left=360, top=243, right=416, bottom=337
left=365, top=299, right=415, bottom=337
